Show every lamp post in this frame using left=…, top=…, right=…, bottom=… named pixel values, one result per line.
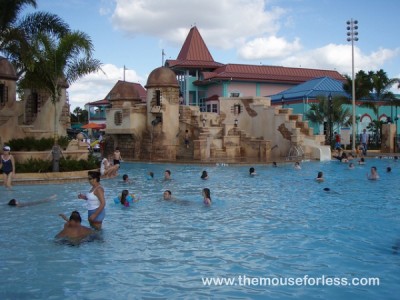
left=390, top=98, right=393, bottom=122
left=234, top=119, right=238, bottom=127
left=281, top=96, right=285, bottom=108
left=347, top=18, right=359, bottom=152
left=395, top=114, right=399, bottom=151
left=328, top=93, right=333, bottom=146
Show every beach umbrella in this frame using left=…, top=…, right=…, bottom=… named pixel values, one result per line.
left=80, top=123, right=105, bottom=129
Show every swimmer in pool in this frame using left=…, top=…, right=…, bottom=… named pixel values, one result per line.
left=323, top=187, right=339, bottom=194
left=202, top=188, right=212, bottom=206
left=164, top=170, right=171, bottom=180
left=56, top=211, right=94, bottom=240
left=122, top=174, right=130, bottom=183
left=201, top=170, right=209, bottom=180
left=249, top=167, right=257, bottom=176
left=163, top=190, right=172, bottom=200
left=367, top=166, right=379, bottom=180
left=315, top=171, right=324, bottom=182
left=8, top=194, right=57, bottom=207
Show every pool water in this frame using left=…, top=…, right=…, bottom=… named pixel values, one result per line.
left=0, top=159, right=399, bottom=299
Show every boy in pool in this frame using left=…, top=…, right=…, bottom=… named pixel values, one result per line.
left=56, top=211, right=94, bottom=240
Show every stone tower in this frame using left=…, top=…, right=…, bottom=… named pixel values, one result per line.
left=145, top=67, right=180, bottom=160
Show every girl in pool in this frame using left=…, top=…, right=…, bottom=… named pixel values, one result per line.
left=202, top=188, right=212, bottom=206
left=78, top=171, right=106, bottom=230
left=115, top=189, right=138, bottom=207
left=120, top=190, right=130, bottom=207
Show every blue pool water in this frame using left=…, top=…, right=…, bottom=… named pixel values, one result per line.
left=0, top=159, right=399, bottom=299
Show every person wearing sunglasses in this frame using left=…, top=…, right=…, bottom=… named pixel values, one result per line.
left=78, top=171, right=106, bottom=230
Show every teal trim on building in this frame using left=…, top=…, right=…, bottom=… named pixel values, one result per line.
left=256, top=83, right=260, bottom=96
left=223, top=82, right=229, bottom=97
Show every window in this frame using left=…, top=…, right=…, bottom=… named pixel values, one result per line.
left=32, top=92, right=39, bottom=113
left=0, top=84, right=7, bottom=106
left=155, top=90, right=161, bottom=106
left=114, top=111, right=122, bottom=126
left=230, top=91, right=240, bottom=97
left=212, top=104, right=218, bottom=113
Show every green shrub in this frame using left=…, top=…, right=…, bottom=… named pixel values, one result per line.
left=15, top=158, right=52, bottom=173
left=15, top=155, right=99, bottom=173
left=7, top=136, right=70, bottom=151
left=58, top=136, right=70, bottom=149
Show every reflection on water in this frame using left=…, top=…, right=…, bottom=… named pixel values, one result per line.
left=0, top=159, right=399, bottom=299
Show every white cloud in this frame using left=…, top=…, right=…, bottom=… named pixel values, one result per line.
left=238, top=36, right=302, bottom=60
left=279, top=44, right=399, bottom=76
left=68, top=63, right=144, bottom=110
left=111, top=0, right=286, bottom=49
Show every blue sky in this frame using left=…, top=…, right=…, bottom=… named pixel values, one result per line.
left=25, top=0, right=400, bottom=110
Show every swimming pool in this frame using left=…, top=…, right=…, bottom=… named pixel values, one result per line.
left=0, top=159, right=399, bottom=299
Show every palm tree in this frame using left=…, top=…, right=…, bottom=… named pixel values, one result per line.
left=343, top=70, right=372, bottom=101
left=367, top=69, right=400, bottom=144
left=305, top=95, right=352, bottom=145
left=20, top=30, right=102, bottom=131
left=72, top=106, right=83, bottom=123
left=20, top=31, right=102, bottom=170
left=343, top=70, right=378, bottom=118
left=0, top=0, right=69, bottom=77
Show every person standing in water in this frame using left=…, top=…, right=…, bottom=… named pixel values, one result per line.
left=78, top=171, right=106, bottom=230
left=1, top=146, right=15, bottom=189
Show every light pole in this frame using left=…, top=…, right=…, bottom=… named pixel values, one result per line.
left=281, top=95, right=285, bottom=108
left=347, top=18, right=358, bottom=152
left=328, top=93, right=333, bottom=146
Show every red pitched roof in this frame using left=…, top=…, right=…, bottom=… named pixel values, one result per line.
left=106, top=80, right=147, bottom=102
left=88, top=99, right=109, bottom=106
left=166, top=26, right=223, bottom=69
left=87, top=81, right=147, bottom=106
left=195, top=64, right=346, bottom=85
left=177, top=26, right=214, bottom=61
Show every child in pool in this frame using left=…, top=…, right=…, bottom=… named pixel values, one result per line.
left=202, top=188, right=212, bottom=206
left=115, top=189, right=139, bottom=207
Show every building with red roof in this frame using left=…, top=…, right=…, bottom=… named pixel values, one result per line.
left=166, top=26, right=345, bottom=113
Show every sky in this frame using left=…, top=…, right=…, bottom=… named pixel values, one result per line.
left=24, top=0, right=400, bottom=111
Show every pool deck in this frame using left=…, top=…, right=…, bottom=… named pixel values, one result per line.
left=0, top=170, right=95, bottom=185
left=0, top=150, right=396, bottom=185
